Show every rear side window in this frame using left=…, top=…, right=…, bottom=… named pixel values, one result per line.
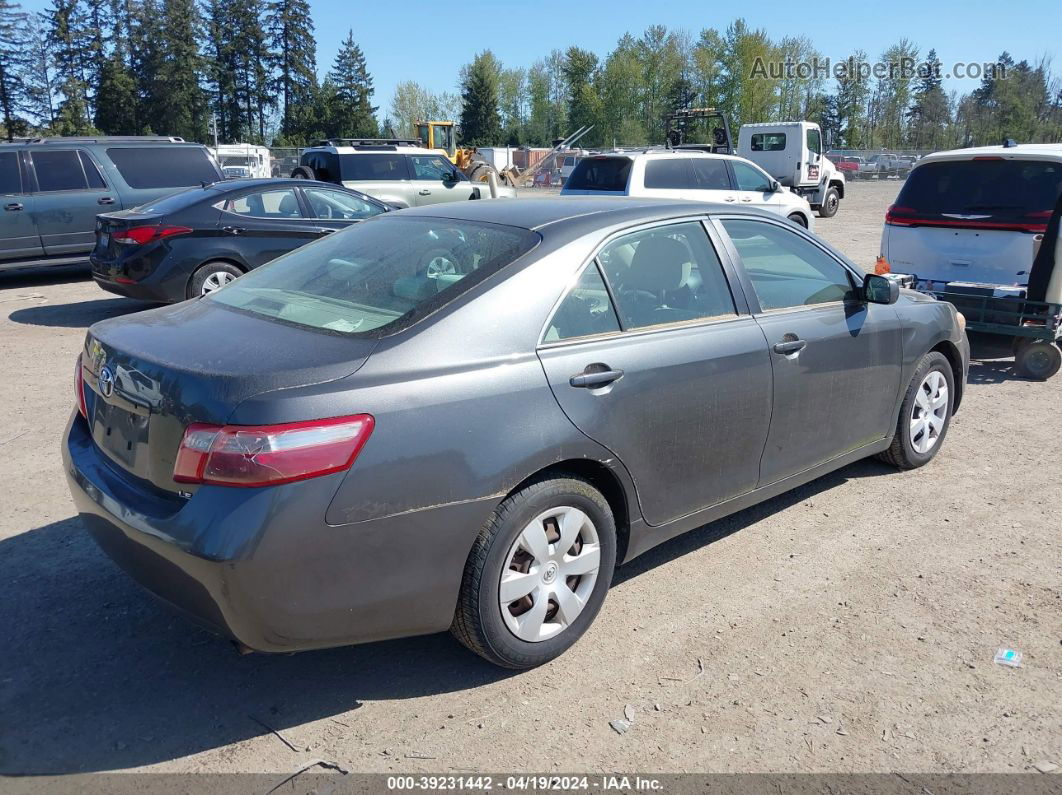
left=302, top=151, right=341, bottom=182
left=566, top=157, right=632, bottom=192
left=80, top=152, right=106, bottom=188
left=895, top=159, right=1062, bottom=225
left=722, top=219, right=853, bottom=310
left=209, top=217, right=538, bottom=337
left=0, top=152, right=21, bottom=194
left=107, top=147, right=222, bottom=188
left=32, top=150, right=88, bottom=191
left=643, top=159, right=690, bottom=190
left=545, top=263, right=621, bottom=342
left=750, top=133, right=786, bottom=152
left=598, top=221, right=736, bottom=329
left=339, top=154, right=408, bottom=181
left=690, top=158, right=731, bottom=190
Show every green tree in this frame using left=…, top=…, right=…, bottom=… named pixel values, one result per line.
left=599, top=34, right=647, bottom=146
left=94, top=52, right=139, bottom=133
left=907, top=49, right=950, bottom=149
left=0, top=0, right=30, bottom=140
left=24, top=16, right=58, bottom=128
left=459, top=50, right=501, bottom=145
left=835, top=50, right=871, bottom=147
left=47, top=0, right=96, bottom=133
left=326, top=29, right=377, bottom=138
left=563, top=46, right=600, bottom=143
left=146, top=0, right=207, bottom=140
left=267, top=0, right=317, bottom=141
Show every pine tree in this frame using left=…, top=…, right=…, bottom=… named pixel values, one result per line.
left=327, top=29, right=377, bottom=138
left=0, top=0, right=30, bottom=140
left=267, top=0, right=317, bottom=141
left=46, top=0, right=96, bottom=127
left=149, top=0, right=207, bottom=140
left=203, top=0, right=238, bottom=141
left=459, top=50, right=501, bottom=146
left=24, top=16, right=58, bottom=128
left=95, top=51, right=139, bottom=133
left=563, top=47, right=600, bottom=142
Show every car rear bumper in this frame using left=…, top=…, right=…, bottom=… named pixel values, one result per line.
left=63, top=411, right=496, bottom=653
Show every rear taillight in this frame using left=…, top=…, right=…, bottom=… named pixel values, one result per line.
left=173, top=415, right=374, bottom=487
left=75, top=354, right=87, bottom=419
left=112, top=226, right=193, bottom=246
left=884, top=204, right=918, bottom=225
left=885, top=204, right=1047, bottom=233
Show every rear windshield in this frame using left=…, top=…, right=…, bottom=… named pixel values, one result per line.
left=133, top=186, right=215, bottom=214
left=107, top=146, right=223, bottom=189
left=896, top=159, right=1062, bottom=223
left=208, top=216, right=539, bottom=337
left=566, top=157, right=632, bottom=192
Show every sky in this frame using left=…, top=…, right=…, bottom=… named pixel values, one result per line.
left=22, top=0, right=1062, bottom=119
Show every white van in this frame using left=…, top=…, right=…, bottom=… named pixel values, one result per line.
left=213, top=143, right=272, bottom=179
left=880, top=143, right=1062, bottom=288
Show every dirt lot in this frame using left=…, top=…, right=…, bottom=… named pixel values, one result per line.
left=0, top=181, right=1059, bottom=776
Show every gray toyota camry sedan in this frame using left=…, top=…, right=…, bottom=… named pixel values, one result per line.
left=64, top=198, right=969, bottom=669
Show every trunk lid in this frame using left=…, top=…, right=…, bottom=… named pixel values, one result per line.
left=82, top=298, right=378, bottom=493
left=93, top=210, right=165, bottom=264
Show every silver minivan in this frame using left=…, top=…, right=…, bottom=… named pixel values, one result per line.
left=880, top=144, right=1062, bottom=287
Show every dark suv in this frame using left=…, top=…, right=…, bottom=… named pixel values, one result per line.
left=0, top=136, right=223, bottom=271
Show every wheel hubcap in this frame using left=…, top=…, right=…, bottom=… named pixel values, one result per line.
left=499, top=506, right=601, bottom=643
left=910, top=370, right=948, bottom=454
left=201, top=271, right=235, bottom=294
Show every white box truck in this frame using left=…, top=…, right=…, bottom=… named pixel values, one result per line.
left=737, top=122, right=845, bottom=218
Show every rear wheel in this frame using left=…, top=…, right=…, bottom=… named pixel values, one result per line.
left=451, top=476, right=617, bottom=669
left=878, top=351, right=954, bottom=469
left=290, top=165, right=315, bottom=179
left=189, top=261, right=243, bottom=298
left=787, top=212, right=809, bottom=228
left=1014, top=339, right=1061, bottom=380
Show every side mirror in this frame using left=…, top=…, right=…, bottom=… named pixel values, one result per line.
left=864, top=273, right=899, bottom=305
left=445, top=169, right=462, bottom=183
left=769, top=179, right=781, bottom=192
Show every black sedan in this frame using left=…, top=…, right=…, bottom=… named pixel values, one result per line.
left=90, top=178, right=390, bottom=302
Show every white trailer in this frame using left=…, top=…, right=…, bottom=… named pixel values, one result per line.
left=213, top=143, right=272, bottom=179
left=737, top=121, right=845, bottom=218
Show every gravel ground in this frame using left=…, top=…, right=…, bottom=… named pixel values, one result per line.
left=0, top=181, right=1059, bottom=776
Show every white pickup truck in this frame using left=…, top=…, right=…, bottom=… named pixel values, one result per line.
left=736, top=121, right=845, bottom=218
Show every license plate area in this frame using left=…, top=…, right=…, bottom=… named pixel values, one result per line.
left=93, top=399, right=149, bottom=470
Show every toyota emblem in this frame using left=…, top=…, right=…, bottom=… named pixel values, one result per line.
left=98, top=366, right=115, bottom=398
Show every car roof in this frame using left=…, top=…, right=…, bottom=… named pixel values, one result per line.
left=305, top=144, right=439, bottom=156
left=587, top=149, right=740, bottom=163
left=393, top=197, right=779, bottom=234
left=918, top=143, right=1062, bottom=164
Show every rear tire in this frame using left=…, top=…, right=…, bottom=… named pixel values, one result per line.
left=787, top=212, right=809, bottom=228
left=1014, top=339, right=1061, bottom=380
left=451, top=476, right=617, bottom=669
left=877, top=351, right=954, bottom=470
left=290, top=165, right=315, bottom=180
left=189, top=261, right=243, bottom=299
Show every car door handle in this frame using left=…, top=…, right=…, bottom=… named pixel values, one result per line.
left=724, top=196, right=736, bottom=202
left=221, top=226, right=245, bottom=235
left=740, top=197, right=753, bottom=202
left=569, top=367, right=624, bottom=388
left=418, top=189, right=431, bottom=195
left=4, top=202, right=22, bottom=211
left=317, top=227, right=336, bottom=235
left=97, top=196, right=115, bottom=205
left=772, top=339, right=807, bottom=355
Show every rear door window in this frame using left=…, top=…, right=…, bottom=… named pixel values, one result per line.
left=598, top=221, right=737, bottom=329
left=544, top=263, right=621, bottom=342
left=304, top=187, right=385, bottom=220
left=106, top=146, right=222, bottom=188
left=643, top=159, right=690, bottom=190
left=690, top=158, right=731, bottom=190
left=410, top=155, right=458, bottom=180
left=565, top=157, right=632, bottom=192
left=0, top=152, right=21, bottom=194
left=32, top=150, right=88, bottom=192
left=224, top=188, right=304, bottom=218
left=339, top=154, right=408, bottom=181
left=894, top=159, right=1062, bottom=227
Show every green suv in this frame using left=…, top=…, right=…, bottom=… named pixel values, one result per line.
left=0, top=136, right=223, bottom=271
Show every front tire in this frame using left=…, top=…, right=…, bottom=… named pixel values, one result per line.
left=451, top=476, right=617, bottom=669
left=878, top=351, right=954, bottom=469
left=787, top=212, right=809, bottom=228
left=818, top=186, right=840, bottom=217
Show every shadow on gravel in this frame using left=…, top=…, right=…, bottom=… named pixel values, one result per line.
left=0, top=458, right=894, bottom=774
left=8, top=298, right=154, bottom=329
left=966, top=359, right=1030, bottom=386
left=0, top=263, right=91, bottom=289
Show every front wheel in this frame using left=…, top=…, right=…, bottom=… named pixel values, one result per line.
left=877, top=351, right=954, bottom=470
left=787, top=212, right=809, bottom=228
left=451, top=476, right=617, bottom=669
left=818, top=187, right=840, bottom=218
